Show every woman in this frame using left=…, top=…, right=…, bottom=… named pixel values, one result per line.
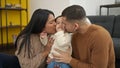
left=15, top=9, right=56, bottom=68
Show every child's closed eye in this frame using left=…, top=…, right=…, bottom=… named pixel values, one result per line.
left=56, top=22, right=60, bottom=24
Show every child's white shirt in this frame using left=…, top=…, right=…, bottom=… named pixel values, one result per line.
left=48, top=31, right=72, bottom=59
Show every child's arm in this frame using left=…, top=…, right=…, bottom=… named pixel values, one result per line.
left=54, top=31, right=71, bottom=47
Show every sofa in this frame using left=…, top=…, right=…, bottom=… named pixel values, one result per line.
left=87, top=15, right=120, bottom=68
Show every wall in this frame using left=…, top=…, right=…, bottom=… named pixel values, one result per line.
left=70, top=0, right=100, bottom=15
left=69, top=0, right=119, bottom=15
left=30, top=0, right=120, bottom=16
left=30, top=0, right=69, bottom=17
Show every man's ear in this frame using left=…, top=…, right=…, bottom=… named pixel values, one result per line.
left=74, top=23, right=79, bottom=31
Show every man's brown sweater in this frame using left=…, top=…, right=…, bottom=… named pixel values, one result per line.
left=70, top=24, right=115, bottom=68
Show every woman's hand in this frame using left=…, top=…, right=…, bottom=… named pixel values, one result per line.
left=44, top=37, right=54, bottom=54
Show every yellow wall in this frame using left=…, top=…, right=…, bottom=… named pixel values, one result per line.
left=0, top=0, right=29, bottom=44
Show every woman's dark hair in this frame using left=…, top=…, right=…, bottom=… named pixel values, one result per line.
left=62, top=5, right=86, bottom=21
left=15, top=9, right=54, bottom=57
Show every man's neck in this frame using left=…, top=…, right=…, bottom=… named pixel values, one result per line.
left=77, top=22, right=91, bottom=34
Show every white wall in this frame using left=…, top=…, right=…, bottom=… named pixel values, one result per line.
left=69, top=0, right=116, bottom=15
left=30, top=0, right=69, bottom=17
left=30, top=0, right=120, bottom=16
left=69, top=0, right=101, bottom=15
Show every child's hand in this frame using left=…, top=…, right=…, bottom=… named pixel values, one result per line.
left=40, top=31, right=47, bottom=39
left=47, top=57, right=52, bottom=64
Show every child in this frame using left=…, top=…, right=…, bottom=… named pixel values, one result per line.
left=47, top=16, right=72, bottom=68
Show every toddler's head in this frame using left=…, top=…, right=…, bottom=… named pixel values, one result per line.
left=55, top=16, right=65, bottom=31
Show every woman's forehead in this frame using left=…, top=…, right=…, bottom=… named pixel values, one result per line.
left=48, top=14, right=55, bottom=22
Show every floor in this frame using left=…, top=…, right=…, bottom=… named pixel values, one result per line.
left=0, top=45, right=16, bottom=55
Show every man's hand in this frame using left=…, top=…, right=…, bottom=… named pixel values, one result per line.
left=53, top=48, right=72, bottom=64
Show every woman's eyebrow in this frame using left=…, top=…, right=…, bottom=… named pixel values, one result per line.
left=48, top=19, right=55, bottom=23
left=49, top=19, right=55, bottom=22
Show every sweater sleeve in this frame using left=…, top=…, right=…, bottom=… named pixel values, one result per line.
left=16, top=51, right=47, bottom=68
left=70, top=30, right=115, bottom=68
left=15, top=35, right=48, bottom=68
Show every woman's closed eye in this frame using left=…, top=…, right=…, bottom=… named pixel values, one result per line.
left=49, top=20, right=55, bottom=24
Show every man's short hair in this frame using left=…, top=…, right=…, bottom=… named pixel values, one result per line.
left=62, top=5, right=86, bottom=21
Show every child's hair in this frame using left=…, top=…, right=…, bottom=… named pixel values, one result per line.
left=55, top=16, right=62, bottom=22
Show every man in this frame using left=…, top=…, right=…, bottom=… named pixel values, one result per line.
left=53, top=5, right=115, bottom=68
